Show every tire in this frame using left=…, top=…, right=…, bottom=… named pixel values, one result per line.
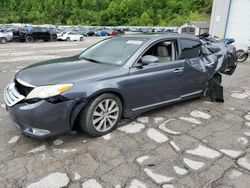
left=66, top=37, right=70, bottom=41
left=236, top=49, right=248, bottom=62
left=25, top=35, right=33, bottom=43
left=50, top=36, right=57, bottom=41
left=80, top=37, right=84, bottom=41
left=80, top=93, right=122, bottom=137
left=0, top=37, right=7, bottom=44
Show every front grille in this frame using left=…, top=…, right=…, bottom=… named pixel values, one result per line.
left=4, top=83, right=25, bottom=107
left=15, top=79, right=33, bottom=96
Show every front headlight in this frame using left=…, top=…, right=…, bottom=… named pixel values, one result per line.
left=26, top=84, right=73, bottom=100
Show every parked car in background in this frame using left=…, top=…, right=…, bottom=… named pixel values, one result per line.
left=95, top=30, right=109, bottom=37
left=18, top=27, right=57, bottom=42
left=74, top=30, right=89, bottom=37
left=86, top=30, right=95, bottom=36
left=116, top=28, right=125, bottom=35
left=236, top=41, right=250, bottom=63
left=58, top=31, right=84, bottom=41
left=4, top=34, right=237, bottom=138
left=109, top=30, right=119, bottom=36
left=0, top=31, right=13, bottom=44
left=4, top=26, right=25, bottom=41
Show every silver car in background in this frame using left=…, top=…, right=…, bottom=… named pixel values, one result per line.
left=0, top=31, right=13, bottom=44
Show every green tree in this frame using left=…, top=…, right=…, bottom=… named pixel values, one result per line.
left=0, top=0, right=212, bottom=26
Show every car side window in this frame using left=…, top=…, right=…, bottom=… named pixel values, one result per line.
left=180, top=39, right=201, bottom=59
left=142, top=40, right=178, bottom=63
left=41, top=28, right=47, bottom=32
left=32, top=27, right=39, bottom=32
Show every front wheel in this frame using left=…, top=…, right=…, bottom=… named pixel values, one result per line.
left=0, top=37, right=7, bottom=44
left=80, top=93, right=122, bottom=137
left=80, top=37, right=84, bottom=41
left=236, top=49, right=248, bottom=62
left=66, top=37, right=70, bottom=41
left=25, top=35, right=33, bottom=43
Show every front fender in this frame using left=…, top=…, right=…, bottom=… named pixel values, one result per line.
left=66, top=83, right=126, bottom=127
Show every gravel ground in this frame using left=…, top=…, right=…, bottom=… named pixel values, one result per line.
left=0, top=38, right=250, bottom=188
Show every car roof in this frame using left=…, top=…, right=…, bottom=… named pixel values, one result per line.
left=119, top=33, right=199, bottom=41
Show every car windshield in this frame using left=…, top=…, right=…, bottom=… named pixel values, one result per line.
left=79, top=37, right=147, bottom=65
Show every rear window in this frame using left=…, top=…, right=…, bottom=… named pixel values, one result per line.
left=180, top=39, right=201, bottom=59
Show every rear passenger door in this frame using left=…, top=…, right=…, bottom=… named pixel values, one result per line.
left=180, top=39, right=208, bottom=97
left=32, top=27, right=40, bottom=40
left=40, top=28, right=50, bottom=41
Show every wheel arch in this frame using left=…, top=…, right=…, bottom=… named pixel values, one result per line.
left=88, top=89, right=125, bottom=107
left=25, top=34, right=33, bottom=37
left=69, top=89, right=126, bottom=129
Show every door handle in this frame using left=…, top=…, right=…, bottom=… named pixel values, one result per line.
left=173, top=68, right=183, bottom=73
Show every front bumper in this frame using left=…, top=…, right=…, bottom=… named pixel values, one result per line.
left=7, top=100, right=76, bottom=138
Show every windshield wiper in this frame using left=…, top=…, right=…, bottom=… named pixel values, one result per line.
left=80, top=57, right=102, bottom=64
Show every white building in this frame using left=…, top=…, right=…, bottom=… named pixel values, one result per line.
left=209, top=0, right=250, bottom=49
left=178, top=22, right=209, bottom=35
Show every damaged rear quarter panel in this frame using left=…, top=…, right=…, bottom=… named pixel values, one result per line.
left=208, top=43, right=237, bottom=75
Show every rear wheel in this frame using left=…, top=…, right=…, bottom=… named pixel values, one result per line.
left=66, top=37, right=70, bottom=41
left=236, top=49, right=248, bottom=62
left=50, top=36, right=57, bottom=41
left=25, top=35, right=33, bottom=43
left=0, top=37, right=7, bottom=44
left=80, top=37, right=84, bottom=41
left=79, top=93, right=122, bottom=137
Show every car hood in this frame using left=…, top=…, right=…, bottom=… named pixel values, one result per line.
left=15, top=56, right=122, bottom=86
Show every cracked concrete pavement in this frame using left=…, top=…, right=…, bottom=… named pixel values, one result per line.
left=0, top=38, right=250, bottom=188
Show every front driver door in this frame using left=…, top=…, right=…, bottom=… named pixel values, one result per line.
left=125, top=40, right=184, bottom=111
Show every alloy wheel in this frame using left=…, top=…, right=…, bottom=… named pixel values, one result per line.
left=92, top=99, right=119, bottom=132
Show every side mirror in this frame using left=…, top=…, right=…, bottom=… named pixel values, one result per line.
left=141, top=55, right=159, bottom=65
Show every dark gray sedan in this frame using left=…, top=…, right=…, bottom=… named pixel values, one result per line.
left=4, top=34, right=237, bottom=138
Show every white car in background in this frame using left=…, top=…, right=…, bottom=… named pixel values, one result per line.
left=0, top=31, right=13, bottom=44
left=58, top=31, right=84, bottom=41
